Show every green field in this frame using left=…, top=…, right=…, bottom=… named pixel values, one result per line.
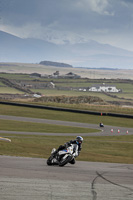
left=1, top=134, right=133, bottom=164
left=0, top=104, right=133, bottom=164
left=0, top=104, right=133, bottom=127
left=0, top=119, right=98, bottom=133
left=0, top=87, right=24, bottom=93
left=0, top=73, right=34, bottom=80
left=0, top=73, right=133, bottom=104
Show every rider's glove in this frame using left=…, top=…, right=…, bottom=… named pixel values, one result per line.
left=64, top=142, right=70, bottom=148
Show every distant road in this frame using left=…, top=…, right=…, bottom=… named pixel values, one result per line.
left=0, top=114, right=132, bottom=136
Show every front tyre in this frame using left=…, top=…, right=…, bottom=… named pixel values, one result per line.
left=47, top=156, right=53, bottom=165
left=59, top=155, right=72, bottom=167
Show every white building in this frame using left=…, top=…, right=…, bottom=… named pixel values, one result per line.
left=89, top=83, right=121, bottom=93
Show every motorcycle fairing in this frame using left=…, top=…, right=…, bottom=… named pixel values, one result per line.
left=58, top=149, right=68, bottom=155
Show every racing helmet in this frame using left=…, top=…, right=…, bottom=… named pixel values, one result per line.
left=76, top=136, right=83, bottom=144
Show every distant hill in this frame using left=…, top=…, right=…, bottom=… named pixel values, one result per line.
left=39, top=61, right=73, bottom=68
left=1, top=30, right=133, bottom=69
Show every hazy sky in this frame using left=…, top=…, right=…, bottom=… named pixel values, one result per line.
left=0, top=0, right=133, bottom=51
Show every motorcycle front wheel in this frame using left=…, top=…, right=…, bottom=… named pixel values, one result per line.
left=47, top=156, right=53, bottom=165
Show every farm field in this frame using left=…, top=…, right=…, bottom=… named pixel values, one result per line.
left=0, top=86, right=24, bottom=94
left=31, top=88, right=133, bottom=101
left=0, top=62, right=132, bottom=116
left=0, top=72, right=133, bottom=106
left=0, top=62, right=133, bottom=79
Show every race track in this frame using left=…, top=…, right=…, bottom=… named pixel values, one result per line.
left=0, top=156, right=133, bottom=200
left=0, top=114, right=133, bottom=136
left=0, top=114, right=133, bottom=199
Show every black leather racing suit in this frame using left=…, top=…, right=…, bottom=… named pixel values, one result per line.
left=57, top=139, right=82, bottom=156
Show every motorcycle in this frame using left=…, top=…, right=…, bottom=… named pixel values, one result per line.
left=99, top=123, right=104, bottom=127
left=47, top=144, right=78, bottom=167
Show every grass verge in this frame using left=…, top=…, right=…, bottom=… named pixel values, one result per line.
left=0, top=104, right=133, bottom=127
left=0, top=134, right=133, bottom=164
left=0, top=119, right=98, bottom=133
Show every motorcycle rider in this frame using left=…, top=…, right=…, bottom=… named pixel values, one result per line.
left=52, top=136, right=83, bottom=164
left=99, top=122, right=104, bottom=127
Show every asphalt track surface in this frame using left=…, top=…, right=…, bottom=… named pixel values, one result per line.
left=0, top=114, right=133, bottom=136
left=0, top=114, right=133, bottom=200
left=1, top=156, right=133, bottom=200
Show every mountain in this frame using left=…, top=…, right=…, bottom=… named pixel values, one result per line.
left=0, top=31, right=61, bottom=63
left=1, top=30, right=133, bottom=69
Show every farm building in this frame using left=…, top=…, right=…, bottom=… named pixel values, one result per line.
left=89, top=83, right=121, bottom=93
left=64, top=72, right=81, bottom=79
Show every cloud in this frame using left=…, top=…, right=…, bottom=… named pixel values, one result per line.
left=86, top=0, right=113, bottom=15
left=1, top=0, right=133, bottom=51
left=0, top=23, right=42, bottom=39
left=74, top=0, right=114, bottom=15
left=121, top=0, right=133, bottom=4
left=0, top=22, right=86, bottom=45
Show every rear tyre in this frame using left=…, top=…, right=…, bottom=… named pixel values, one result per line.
left=59, top=155, right=72, bottom=167
left=69, top=158, right=75, bottom=164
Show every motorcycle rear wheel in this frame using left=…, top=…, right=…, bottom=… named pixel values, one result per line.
left=59, top=155, right=72, bottom=167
